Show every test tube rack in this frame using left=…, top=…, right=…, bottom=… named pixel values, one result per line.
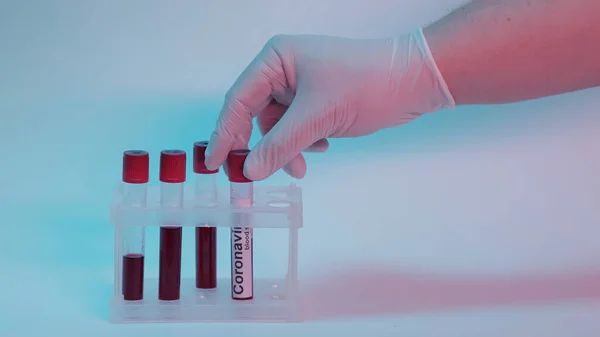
left=108, top=182, right=303, bottom=323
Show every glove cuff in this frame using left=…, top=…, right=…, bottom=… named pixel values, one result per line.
left=411, top=27, right=456, bottom=111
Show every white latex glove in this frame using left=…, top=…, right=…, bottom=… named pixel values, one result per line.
left=205, top=28, right=455, bottom=180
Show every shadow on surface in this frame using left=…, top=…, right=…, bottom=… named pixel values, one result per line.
left=299, top=266, right=600, bottom=321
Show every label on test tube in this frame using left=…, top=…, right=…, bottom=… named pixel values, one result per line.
left=231, top=198, right=253, bottom=300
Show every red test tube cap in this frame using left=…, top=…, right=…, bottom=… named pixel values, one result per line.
left=193, top=141, right=218, bottom=174
left=225, top=149, right=252, bottom=183
left=122, top=150, right=149, bottom=184
left=160, top=149, right=187, bottom=183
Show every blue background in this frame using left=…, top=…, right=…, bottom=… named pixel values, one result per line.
left=1, top=0, right=600, bottom=336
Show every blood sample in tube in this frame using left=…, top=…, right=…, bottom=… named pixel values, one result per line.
left=224, top=149, right=254, bottom=300
left=121, top=150, right=149, bottom=301
left=193, top=141, right=218, bottom=289
left=122, top=254, right=144, bottom=301
left=158, top=149, right=186, bottom=301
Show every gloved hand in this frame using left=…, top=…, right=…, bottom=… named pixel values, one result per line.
left=205, top=28, right=455, bottom=180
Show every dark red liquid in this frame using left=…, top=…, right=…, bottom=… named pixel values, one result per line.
left=196, top=227, right=217, bottom=289
left=122, top=253, right=144, bottom=301
left=158, top=226, right=182, bottom=300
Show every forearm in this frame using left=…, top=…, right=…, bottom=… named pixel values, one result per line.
left=423, top=0, right=600, bottom=105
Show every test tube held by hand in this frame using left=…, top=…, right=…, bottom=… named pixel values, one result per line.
left=225, top=149, right=254, bottom=300
left=158, top=150, right=186, bottom=301
left=121, top=150, right=149, bottom=301
left=193, top=141, right=218, bottom=289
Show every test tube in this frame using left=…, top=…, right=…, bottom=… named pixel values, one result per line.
left=121, top=150, right=149, bottom=301
left=224, top=149, right=254, bottom=300
left=193, top=141, right=218, bottom=289
left=158, top=149, right=186, bottom=301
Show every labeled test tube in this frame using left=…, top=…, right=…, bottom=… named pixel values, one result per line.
left=121, top=150, right=149, bottom=301
left=224, top=149, right=254, bottom=300
left=193, top=141, right=218, bottom=289
left=158, top=149, right=186, bottom=301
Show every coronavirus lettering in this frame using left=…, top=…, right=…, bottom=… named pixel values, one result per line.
left=231, top=226, right=253, bottom=299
